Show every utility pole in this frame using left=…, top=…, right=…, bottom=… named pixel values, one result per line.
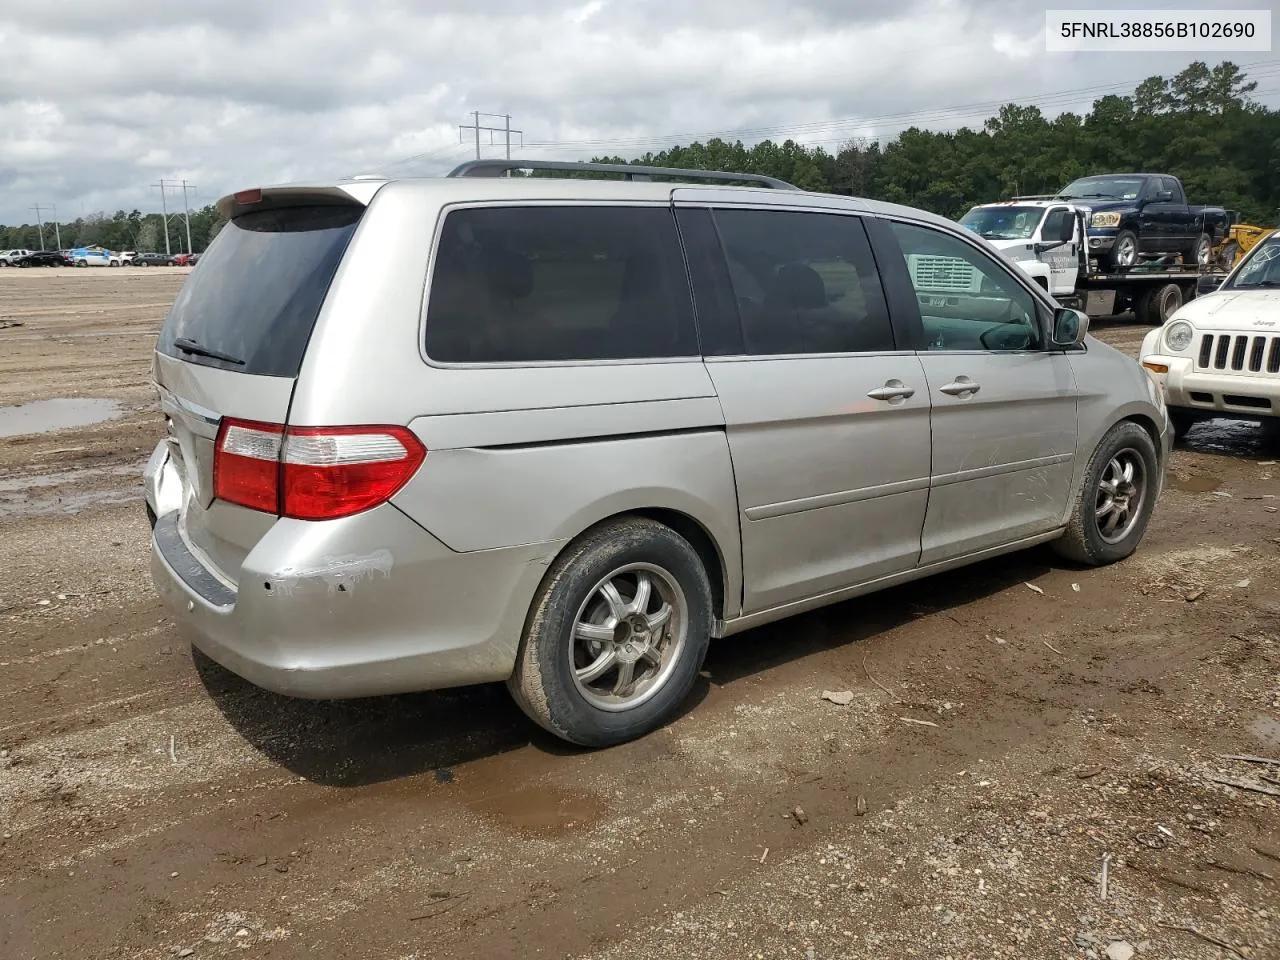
left=30, top=204, right=46, bottom=248
left=459, top=111, right=523, bottom=160
left=178, top=180, right=196, bottom=254
left=50, top=204, right=61, bottom=249
left=152, top=181, right=171, bottom=255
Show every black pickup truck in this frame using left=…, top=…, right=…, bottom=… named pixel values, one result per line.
left=1055, top=173, right=1228, bottom=271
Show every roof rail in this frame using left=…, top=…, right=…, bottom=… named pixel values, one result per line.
left=1009, top=194, right=1061, bottom=201
left=446, top=158, right=800, bottom=190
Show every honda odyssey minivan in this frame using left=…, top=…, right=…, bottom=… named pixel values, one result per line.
left=144, top=159, right=1170, bottom=747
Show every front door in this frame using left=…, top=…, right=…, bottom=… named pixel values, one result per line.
left=876, top=218, right=1080, bottom=564
left=676, top=204, right=932, bottom=613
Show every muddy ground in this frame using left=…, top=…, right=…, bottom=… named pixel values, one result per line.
left=1, top=268, right=1277, bottom=960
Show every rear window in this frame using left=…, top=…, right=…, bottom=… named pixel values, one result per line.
left=156, top=204, right=361, bottom=377
left=424, top=205, right=697, bottom=363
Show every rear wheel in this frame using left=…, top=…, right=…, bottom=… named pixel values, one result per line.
left=1053, top=421, right=1159, bottom=566
left=508, top=517, right=713, bottom=747
left=1136, top=282, right=1184, bottom=325
left=1185, top=233, right=1212, bottom=266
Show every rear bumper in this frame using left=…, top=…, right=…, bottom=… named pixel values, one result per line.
left=1144, top=355, right=1279, bottom=419
left=145, top=445, right=562, bottom=699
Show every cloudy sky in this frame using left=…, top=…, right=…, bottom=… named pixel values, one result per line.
left=1, top=0, right=1277, bottom=226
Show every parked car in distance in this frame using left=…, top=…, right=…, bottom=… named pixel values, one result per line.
left=143, top=159, right=1171, bottom=748
left=1057, top=173, right=1228, bottom=271
left=13, top=250, right=69, bottom=267
left=1140, top=228, right=1280, bottom=441
left=172, top=253, right=195, bottom=266
left=131, top=252, right=178, bottom=267
left=0, top=249, right=33, bottom=265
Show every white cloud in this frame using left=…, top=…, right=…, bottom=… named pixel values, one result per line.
left=1, top=0, right=1276, bottom=224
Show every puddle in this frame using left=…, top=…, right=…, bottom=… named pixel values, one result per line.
left=1250, top=714, right=1280, bottom=750
left=0, top=398, right=122, bottom=438
left=1184, top=418, right=1275, bottom=458
left=1170, top=473, right=1222, bottom=493
left=465, top=781, right=608, bottom=837
left=0, top=461, right=145, bottom=519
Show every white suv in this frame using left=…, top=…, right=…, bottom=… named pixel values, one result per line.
left=0, top=249, right=32, bottom=265
left=1141, top=229, right=1280, bottom=441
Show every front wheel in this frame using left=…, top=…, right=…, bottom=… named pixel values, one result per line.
left=1053, top=421, right=1160, bottom=566
left=1108, top=230, right=1139, bottom=271
left=508, top=517, right=713, bottom=747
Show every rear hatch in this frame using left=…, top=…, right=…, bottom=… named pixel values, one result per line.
left=153, top=192, right=367, bottom=585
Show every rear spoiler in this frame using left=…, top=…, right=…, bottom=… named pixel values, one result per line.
left=216, top=182, right=383, bottom=221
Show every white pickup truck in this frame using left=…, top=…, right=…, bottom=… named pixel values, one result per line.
left=959, top=199, right=1227, bottom=325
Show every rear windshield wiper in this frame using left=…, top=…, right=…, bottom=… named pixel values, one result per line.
left=173, top=337, right=245, bottom=366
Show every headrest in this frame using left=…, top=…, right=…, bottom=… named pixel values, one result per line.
left=769, top=263, right=826, bottom=310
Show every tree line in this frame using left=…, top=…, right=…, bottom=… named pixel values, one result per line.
left=2, top=59, right=1274, bottom=253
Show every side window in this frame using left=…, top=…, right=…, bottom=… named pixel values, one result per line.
left=709, top=208, right=894, bottom=355
left=888, top=221, right=1042, bottom=353
left=424, top=205, right=697, bottom=363
left=1041, top=208, right=1070, bottom=243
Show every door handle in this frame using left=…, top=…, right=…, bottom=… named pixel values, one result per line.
left=938, top=376, right=981, bottom=398
left=866, top=379, right=915, bottom=403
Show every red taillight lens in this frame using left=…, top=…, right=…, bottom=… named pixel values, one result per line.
left=281, top=425, right=426, bottom=520
left=212, top=419, right=425, bottom=520
left=213, top=418, right=284, bottom=513
left=233, top=188, right=263, bottom=204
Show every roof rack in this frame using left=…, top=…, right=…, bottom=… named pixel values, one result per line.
left=446, top=158, right=800, bottom=190
left=1009, top=194, right=1061, bottom=201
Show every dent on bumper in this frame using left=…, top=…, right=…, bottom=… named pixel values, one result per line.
left=150, top=502, right=564, bottom=699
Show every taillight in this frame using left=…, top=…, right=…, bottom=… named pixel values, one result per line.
left=214, top=419, right=283, bottom=513
left=213, top=419, right=425, bottom=520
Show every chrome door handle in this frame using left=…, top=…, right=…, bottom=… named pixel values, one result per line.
left=938, top=377, right=980, bottom=398
left=866, top=379, right=915, bottom=403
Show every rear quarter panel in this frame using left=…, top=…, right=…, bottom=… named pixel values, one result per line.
left=291, top=181, right=745, bottom=618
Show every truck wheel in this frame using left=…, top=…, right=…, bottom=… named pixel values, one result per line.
left=1137, top=283, right=1183, bottom=325
left=1108, top=231, right=1139, bottom=270
left=1185, top=233, right=1212, bottom=266
left=508, top=517, right=713, bottom=747
left=1053, top=421, right=1159, bottom=567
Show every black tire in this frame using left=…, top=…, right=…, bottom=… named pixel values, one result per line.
left=1053, top=421, right=1160, bottom=566
left=1168, top=410, right=1197, bottom=440
left=1185, top=232, right=1211, bottom=267
left=1108, top=230, right=1139, bottom=271
left=508, top=516, right=713, bottom=747
left=1136, top=282, right=1184, bottom=325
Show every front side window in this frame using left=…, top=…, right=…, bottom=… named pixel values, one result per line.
left=889, top=221, right=1042, bottom=353
left=424, top=205, right=697, bottom=364
left=710, top=208, right=894, bottom=356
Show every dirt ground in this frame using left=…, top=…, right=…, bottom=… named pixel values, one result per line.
left=1, top=268, right=1277, bottom=960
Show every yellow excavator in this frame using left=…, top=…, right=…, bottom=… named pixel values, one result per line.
left=1212, top=212, right=1274, bottom=269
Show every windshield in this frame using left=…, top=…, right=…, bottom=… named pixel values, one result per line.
left=959, top=206, right=1044, bottom=240
left=1224, top=236, right=1280, bottom=289
left=1058, top=176, right=1145, bottom=201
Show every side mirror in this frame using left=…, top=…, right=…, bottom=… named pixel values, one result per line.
left=1196, top=273, right=1223, bottom=295
left=1051, top=307, right=1090, bottom=348
left=1056, top=218, right=1075, bottom=243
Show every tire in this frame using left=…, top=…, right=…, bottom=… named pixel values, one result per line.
left=508, top=516, right=713, bottom=747
left=1136, top=282, right=1184, bottom=325
left=1185, top=233, right=1212, bottom=267
left=1053, top=421, right=1160, bottom=566
left=1169, top=410, right=1197, bottom=440
left=76, top=260, right=87, bottom=267
left=1108, top=230, right=1139, bottom=271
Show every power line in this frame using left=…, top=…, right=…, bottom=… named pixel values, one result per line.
left=30, top=204, right=47, bottom=249
left=458, top=111, right=523, bottom=159
left=520, top=57, right=1280, bottom=152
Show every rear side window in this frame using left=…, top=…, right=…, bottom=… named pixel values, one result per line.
left=710, top=209, right=895, bottom=355
left=424, top=206, right=697, bottom=363
left=156, top=204, right=361, bottom=377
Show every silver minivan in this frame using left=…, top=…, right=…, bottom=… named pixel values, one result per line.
left=144, top=160, right=1170, bottom=747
